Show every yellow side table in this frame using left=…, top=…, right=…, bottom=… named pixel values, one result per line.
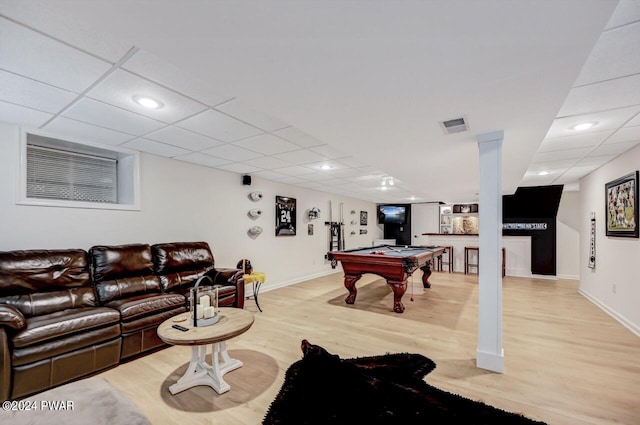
left=243, top=272, right=265, bottom=312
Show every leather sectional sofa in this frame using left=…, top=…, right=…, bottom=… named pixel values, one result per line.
left=0, top=241, right=244, bottom=402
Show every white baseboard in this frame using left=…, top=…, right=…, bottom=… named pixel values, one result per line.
left=260, top=269, right=341, bottom=293
left=578, top=289, right=640, bottom=337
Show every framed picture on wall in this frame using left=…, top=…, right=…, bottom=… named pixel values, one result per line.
left=360, top=211, right=368, bottom=225
left=275, top=196, right=297, bottom=236
left=605, top=171, right=638, bottom=238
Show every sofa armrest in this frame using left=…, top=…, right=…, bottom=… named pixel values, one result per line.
left=204, top=268, right=245, bottom=308
left=0, top=305, right=26, bottom=331
left=0, top=328, right=10, bottom=402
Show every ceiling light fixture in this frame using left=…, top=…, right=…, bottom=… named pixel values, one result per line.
left=133, top=95, right=164, bottom=109
left=538, top=171, right=549, bottom=176
left=320, top=164, right=332, bottom=170
left=570, top=121, right=597, bottom=131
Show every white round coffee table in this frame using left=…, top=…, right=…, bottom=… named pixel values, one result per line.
left=157, top=307, right=254, bottom=395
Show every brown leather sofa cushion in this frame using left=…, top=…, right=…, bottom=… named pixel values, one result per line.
left=12, top=324, right=121, bottom=366
left=12, top=307, right=120, bottom=348
left=105, top=293, right=186, bottom=323
left=0, top=249, right=95, bottom=317
left=0, top=249, right=91, bottom=292
left=153, top=241, right=214, bottom=274
left=152, top=242, right=214, bottom=292
left=90, top=244, right=154, bottom=283
left=90, top=244, right=162, bottom=304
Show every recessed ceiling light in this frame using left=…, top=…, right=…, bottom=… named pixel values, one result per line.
left=320, top=164, right=332, bottom=170
left=570, top=121, right=597, bottom=131
left=538, top=171, right=549, bottom=176
left=133, top=95, right=164, bottom=109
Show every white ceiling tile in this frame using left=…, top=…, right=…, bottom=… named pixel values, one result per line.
left=304, top=161, right=348, bottom=172
left=122, top=49, right=232, bottom=106
left=533, top=148, right=592, bottom=163
left=121, top=138, right=190, bottom=157
left=546, top=106, right=640, bottom=138
left=145, top=126, right=223, bottom=151
left=252, top=170, right=289, bottom=180
left=87, top=69, right=208, bottom=123
left=232, top=133, right=300, bottom=155
left=526, top=159, right=576, bottom=173
left=0, top=70, right=77, bottom=113
left=605, top=0, right=640, bottom=29
left=242, top=156, right=292, bottom=170
left=317, top=178, right=351, bottom=186
left=173, top=152, right=231, bottom=168
left=576, top=155, right=617, bottom=166
left=277, top=176, right=311, bottom=185
left=216, top=162, right=263, bottom=174
left=310, top=144, right=349, bottom=159
left=337, top=157, right=368, bottom=168
left=519, top=174, right=557, bottom=187
left=625, top=113, right=640, bottom=127
left=200, top=144, right=263, bottom=161
left=63, top=98, right=166, bottom=135
left=0, top=18, right=111, bottom=93
left=538, top=130, right=614, bottom=152
left=297, top=181, right=324, bottom=189
left=574, top=23, right=640, bottom=86
left=589, top=141, right=640, bottom=157
left=605, top=125, right=640, bottom=144
left=177, top=109, right=263, bottom=142
left=0, top=101, right=53, bottom=128
left=559, top=75, right=640, bottom=116
left=42, top=116, right=134, bottom=145
left=557, top=164, right=603, bottom=180
left=303, top=171, right=341, bottom=182
left=215, top=99, right=289, bottom=131
left=0, top=2, right=132, bottom=62
left=272, top=127, right=325, bottom=148
left=272, top=165, right=317, bottom=177
left=274, top=149, right=328, bottom=164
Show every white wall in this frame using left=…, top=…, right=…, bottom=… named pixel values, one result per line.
left=556, top=190, right=580, bottom=280
left=579, top=143, right=640, bottom=336
left=0, top=122, right=382, bottom=288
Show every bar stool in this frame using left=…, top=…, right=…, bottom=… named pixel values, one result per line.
left=439, top=246, right=453, bottom=273
left=464, top=246, right=505, bottom=277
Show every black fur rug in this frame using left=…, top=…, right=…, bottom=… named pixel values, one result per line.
left=263, top=340, right=548, bottom=425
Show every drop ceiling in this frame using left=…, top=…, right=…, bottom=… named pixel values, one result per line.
left=1, top=0, right=638, bottom=204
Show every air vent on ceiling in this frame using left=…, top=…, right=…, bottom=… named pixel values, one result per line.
left=440, top=116, right=469, bottom=134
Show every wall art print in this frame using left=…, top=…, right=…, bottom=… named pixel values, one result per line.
left=276, top=196, right=297, bottom=236
left=605, top=171, right=638, bottom=238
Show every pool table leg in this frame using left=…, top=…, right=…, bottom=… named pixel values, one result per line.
left=420, top=261, right=433, bottom=288
left=387, top=279, right=406, bottom=313
left=344, top=274, right=361, bottom=305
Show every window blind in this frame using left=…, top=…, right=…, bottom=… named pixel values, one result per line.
left=26, top=144, right=118, bottom=203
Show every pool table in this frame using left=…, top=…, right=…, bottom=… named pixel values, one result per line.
left=328, top=245, right=445, bottom=313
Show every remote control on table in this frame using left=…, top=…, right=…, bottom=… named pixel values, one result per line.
left=172, top=324, right=189, bottom=332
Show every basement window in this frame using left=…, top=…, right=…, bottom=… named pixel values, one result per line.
left=18, top=131, right=140, bottom=210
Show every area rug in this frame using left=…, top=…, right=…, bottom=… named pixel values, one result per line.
left=5, top=377, right=151, bottom=425
left=263, top=340, right=548, bottom=425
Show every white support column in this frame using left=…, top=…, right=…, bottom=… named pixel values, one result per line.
left=476, top=130, right=504, bottom=373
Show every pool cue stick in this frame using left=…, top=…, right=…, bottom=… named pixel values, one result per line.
left=339, top=203, right=345, bottom=250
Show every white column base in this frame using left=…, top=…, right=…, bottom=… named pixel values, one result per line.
left=169, top=341, right=243, bottom=395
left=476, top=348, right=504, bottom=373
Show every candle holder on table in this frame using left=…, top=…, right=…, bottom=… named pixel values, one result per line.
left=189, top=275, right=220, bottom=327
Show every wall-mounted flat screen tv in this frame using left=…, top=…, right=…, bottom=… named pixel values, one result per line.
left=378, top=205, right=407, bottom=225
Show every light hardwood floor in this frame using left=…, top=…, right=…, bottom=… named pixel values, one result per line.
left=98, top=271, right=640, bottom=425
